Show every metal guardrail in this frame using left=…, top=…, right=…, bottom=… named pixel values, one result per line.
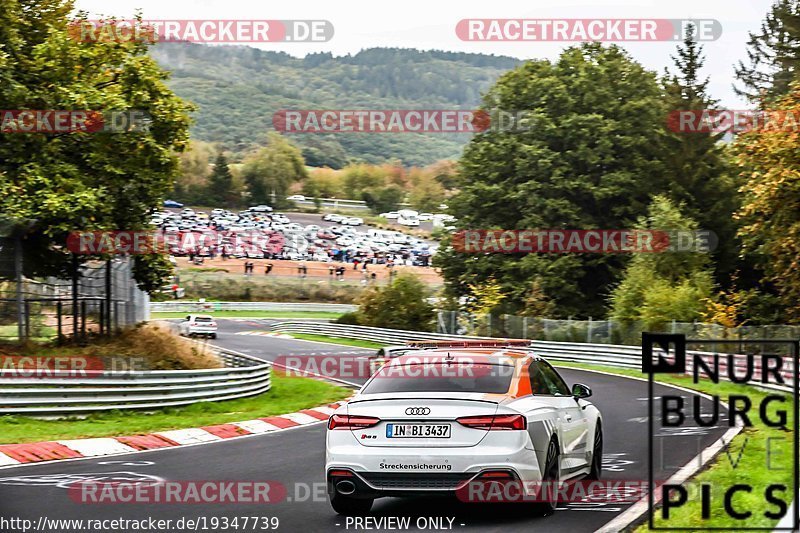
left=292, top=197, right=414, bottom=210
left=269, top=321, right=484, bottom=344
left=269, top=321, right=796, bottom=393
left=150, top=301, right=357, bottom=313
left=0, top=350, right=271, bottom=415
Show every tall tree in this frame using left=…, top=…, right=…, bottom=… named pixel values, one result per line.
left=173, top=140, right=215, bottom=203
left=735, top=0, right=800, bottom=104
left=0, top=1, right=192, bottom=291
left=207, top=153, right=235, bottom=206
left=436, top=43, right=669, bottom=317
left=733, top=81, right=800, bottom=321
left=609, top=196, right=715, bottom=328
left=241, top=132, right=307, bottom=206
left=662, top=23, right=740, bottom=287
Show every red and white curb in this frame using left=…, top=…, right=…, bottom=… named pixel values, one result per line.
left=0, top=400, right=346, bottom=467
left=235, top=331, right=295, bottom=338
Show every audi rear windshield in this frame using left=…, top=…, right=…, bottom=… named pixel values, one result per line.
left=361, top=363, right=514, bottom=394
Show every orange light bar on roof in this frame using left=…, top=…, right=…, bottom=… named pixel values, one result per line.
left=406, top=339, right=531, bottom=349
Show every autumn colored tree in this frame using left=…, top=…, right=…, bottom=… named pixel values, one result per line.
left=733, top=82, right=800, bottom=321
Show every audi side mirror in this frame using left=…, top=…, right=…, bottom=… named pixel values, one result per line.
left=572, top=383, right=592, bottom=399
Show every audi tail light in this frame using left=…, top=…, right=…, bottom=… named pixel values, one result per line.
left=328, top=414, right=381, bottom=430
left=456, top=414, right=527, bottom=431
left=476, top=470, right=517, bottom=480
left=328, top=469, right=354, bottom=477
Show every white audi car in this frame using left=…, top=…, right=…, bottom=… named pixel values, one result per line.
left=325, top=341, right=602, bottom=516
left=178, top=314, right=218, bottom=338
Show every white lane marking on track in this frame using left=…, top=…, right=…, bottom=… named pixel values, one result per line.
left=234, top=331, right=294, bottom=338
left=0, top=472, right=163, bottom=488
left=155, top=428, right=222, bottom=445
left=231, top=420, right=281, bottom=434
left=602, top=453, right=634, bottom=472
left=57, top=439, right=137, bottom=457
left=0, top=453, right=20, bottom=466
left=97, top=460, right=154, bottom=466
left=281, top=413, right=320, bottom=425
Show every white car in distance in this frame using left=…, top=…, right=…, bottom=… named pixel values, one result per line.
left=178, top=315, right=218, bottom=339
left=396, top=210, right=420, bottom=227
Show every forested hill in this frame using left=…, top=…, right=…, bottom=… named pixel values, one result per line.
left=150, top=43, right=522, bottom=167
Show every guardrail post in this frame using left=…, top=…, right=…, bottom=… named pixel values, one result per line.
left=70, top=255, right=79, bottom=339
left=587, top=316, right=593, bottom=343
left=105, top=259, right=112, bottom=334
left=23, top=300, right=30, bottom=340
left=15, top=234, right=24, bottom=343
left=80, top=300, right=87, bottom=339
left=522, top=316, right=528, bottom=339
left=56, top=300, right=63, bottom=342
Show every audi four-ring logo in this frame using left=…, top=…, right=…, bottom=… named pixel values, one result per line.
left=405, top=407, right=431, bottom=415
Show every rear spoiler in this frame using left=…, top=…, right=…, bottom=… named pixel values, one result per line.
left=405, top=339, right=532, bottom=349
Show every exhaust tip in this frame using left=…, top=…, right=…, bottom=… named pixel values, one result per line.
left=336, top=480, right=356, bottom=495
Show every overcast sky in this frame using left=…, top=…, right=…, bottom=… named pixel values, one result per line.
left=74, top=0, right=775, bottom=108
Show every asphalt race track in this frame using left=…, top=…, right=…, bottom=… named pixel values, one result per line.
left=0, top=319, right=730, bottom=532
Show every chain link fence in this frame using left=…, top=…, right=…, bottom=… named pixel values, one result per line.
left=0, top=245, right=149, bottom=343
left=436, top=310, right=800, bottom=354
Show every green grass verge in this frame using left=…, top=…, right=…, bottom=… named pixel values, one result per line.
left=553, top=362, right=793, bottom=531
left=0, top=374, right=349, bottom=444
left=288, top=333, right=387, bottom=350
left=0, top=324, right=57, bottom=342
left=150, top=310, right=344, bottom=319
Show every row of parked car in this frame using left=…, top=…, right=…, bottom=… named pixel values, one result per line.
left=148, top=205, right=437, bottom=263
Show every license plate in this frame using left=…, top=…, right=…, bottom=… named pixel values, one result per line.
left=386, top=423, right=451, bottom=438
